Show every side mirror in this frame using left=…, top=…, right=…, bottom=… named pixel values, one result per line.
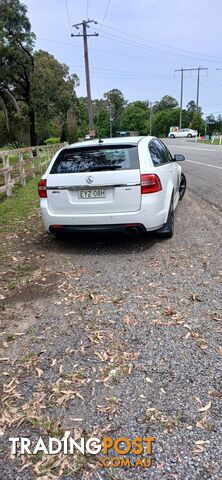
left=173, top=154, right=185, bottom=162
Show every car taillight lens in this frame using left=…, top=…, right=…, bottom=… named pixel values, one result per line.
left=38, top=179, right=47, bottom=198
left=141, top=174, right=162, bottom=194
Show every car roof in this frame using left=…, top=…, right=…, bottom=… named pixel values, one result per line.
left=66, top=136, right=155, bottom=149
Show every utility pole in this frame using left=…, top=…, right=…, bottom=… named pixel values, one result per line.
left=180, top=68, right=183, bottom=129
left=174, top=66, right=208, bottom=127
left=71, top=20, right=98, bottom=137
left=149, top=101, right=153, bottom=136
left=196, top=66, right=208, bottom=111
left=174, top=67, right=183, bottom=129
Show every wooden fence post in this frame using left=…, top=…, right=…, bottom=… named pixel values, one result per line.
left=30, top=149, right=35, bottom=178
left=36, top=146, right=41, bottom=174
left=47, top=145, right=51, bottom=165
left=19, top=152, right=26, bottom=187
left=3, top=154, right=12, bottom=197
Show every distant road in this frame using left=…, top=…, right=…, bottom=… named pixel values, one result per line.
left=163, top=138, right=222, bottom=210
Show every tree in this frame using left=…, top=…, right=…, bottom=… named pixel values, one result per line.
left=186, top=100, right=202, bottom=117
left=0, top=85, right=20, bottom=131
left=120, top=101, right=149, bottom=134
left=215, top=114, right=222, bottom=133
left=152, top=108, right=180, bottom=137
left=75, top=97, right=89, bottom=138
left=93, top=99, right=110, bottom=138
left=153, top=95, right=178, bottom=113
left=0, top=0, right=37, bottom=144
left=32, top=50, right=79, bottom=143
left=190, top=112, right=205, bottom=135
left=66, top=107, right=78, bottom=143
left=103, top=89, right=126, bottom=134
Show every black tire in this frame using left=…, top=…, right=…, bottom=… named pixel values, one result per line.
left=187, top=133, right=192, bottom=138
left=158, top=197, right=174, bottom=239
left=179, top=173, right=186, bottom=200
left=170, top=134, right=175, bottom=138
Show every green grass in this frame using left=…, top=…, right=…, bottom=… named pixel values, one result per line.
left=198, top=139, right=222, bottom=145
left=0, top=176, right=40, bottom=228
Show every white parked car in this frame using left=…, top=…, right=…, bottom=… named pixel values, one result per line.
left=168, top=128, right=197, bottom=138
left=38, top=137, right=186, bottom=239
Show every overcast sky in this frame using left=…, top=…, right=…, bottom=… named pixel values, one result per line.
left=24, top=0, right=222, bottom=117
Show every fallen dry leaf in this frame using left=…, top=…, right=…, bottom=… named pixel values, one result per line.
left=191, top=294, right=203, bottom=302
left=75, top=391, right=85, bottom=402
left=194, top=440, right=209, bottom=445
left=145, top=376, right=153, bottom=383
left=36, top=368, right=43, bottom=378
left=123, top=316, right=133, bottom=326
left=69, top=417, right=84, bottom=422
left=208, top=390, right=222, bottom=399
left=218, top=346, right=222, bottom=356
left=198, top=401, right=211, bottom=412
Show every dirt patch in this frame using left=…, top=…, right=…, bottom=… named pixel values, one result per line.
left=4, top=272, right=61, bottom=305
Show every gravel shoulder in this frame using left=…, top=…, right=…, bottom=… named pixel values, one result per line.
left=0, top=191, right=222, bottom=479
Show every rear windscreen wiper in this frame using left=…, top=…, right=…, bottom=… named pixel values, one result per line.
left=88, top=165, right=122, bottom=171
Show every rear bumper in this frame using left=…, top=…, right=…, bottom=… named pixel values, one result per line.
left=49, top=223, right=146, bottom=234
left=40, top=195, right=170, bottom=233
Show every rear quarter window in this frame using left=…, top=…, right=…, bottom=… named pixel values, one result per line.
left=50, top=145, right=139, bottom=174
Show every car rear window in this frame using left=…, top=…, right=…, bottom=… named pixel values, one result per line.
left=50, top=145, right=139, bottom=174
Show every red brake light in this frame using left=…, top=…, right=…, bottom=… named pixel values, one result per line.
left=141, top=174, right=162, bottom=194
left=38, top=179, right=47, bottom=198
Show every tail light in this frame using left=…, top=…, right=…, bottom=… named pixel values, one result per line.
left=141, top=174, right=162, bottom=194
left=38, top=179, right=47, bottom=198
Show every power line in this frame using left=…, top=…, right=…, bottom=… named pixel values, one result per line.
left=36, top=36, right=182, bottom=67
left=69, top=63, right=171, bottom=77
left=71, top=73, right=171, bottom=80
left=99, top=32, right=186, bottom=59
left=99, top=30, right=222, bottom=65
left=98, top=0, right=111, bottom=32
left=206, top=75, right=222, bottom=89
left=64, top=0, right=72, bottom=33
left=38, top=29, right=220, bottom=66
left=98, top=22, right=222, bottom=63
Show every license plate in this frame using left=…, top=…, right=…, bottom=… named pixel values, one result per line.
left=77, top=189, right=106, bottom=199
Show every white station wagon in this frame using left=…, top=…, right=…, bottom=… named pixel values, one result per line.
left=38, top=136, right=186, bottom=239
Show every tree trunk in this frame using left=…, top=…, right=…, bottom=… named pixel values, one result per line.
left=29, top=105, right=37, bottom=146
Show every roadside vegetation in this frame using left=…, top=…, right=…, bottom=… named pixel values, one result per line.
left=0, top=177, right=39, bottom=229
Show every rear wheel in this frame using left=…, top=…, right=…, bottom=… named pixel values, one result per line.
left=187, top=133, right=192, bottom=138
left=170, top=134, right=175, bottom=138
left=179, top=173, right=186, bottom=200
left=158, top=197, right=174, bottom=239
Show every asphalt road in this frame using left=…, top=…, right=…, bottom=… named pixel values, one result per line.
left=164, top=139, right=222, bottom=210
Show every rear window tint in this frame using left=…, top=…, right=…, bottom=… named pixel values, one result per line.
left=50, top=145, right=139, bottom=174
